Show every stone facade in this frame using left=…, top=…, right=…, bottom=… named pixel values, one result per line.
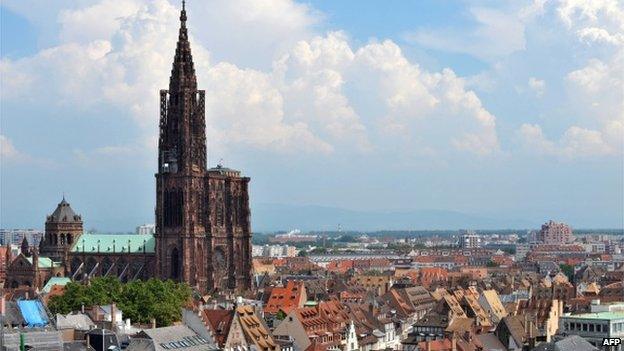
left=66, top=233, right=156, bottom=282
left=154, top=3, right=252, bottom=293
left=5, top=249, right=63, bottom=289
left=40, top=197, right=83, bottom=262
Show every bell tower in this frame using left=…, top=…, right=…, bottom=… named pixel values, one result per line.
left=40, top=196, right=83, bottom=262
left=155, top=0, right=208, bottom=289
left=155, top=1, right=253, bottom=293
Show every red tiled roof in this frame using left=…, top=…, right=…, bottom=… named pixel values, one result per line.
left=264, top=280, right=306, bottom=314
left=203, top=309, right=234, bottom=346
left=417, top=339, right=453, bottom=351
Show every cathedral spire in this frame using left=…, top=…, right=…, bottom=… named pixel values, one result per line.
left=180, top=0, right=187, bottom=28
left=169, top=0, right=196, bottom=93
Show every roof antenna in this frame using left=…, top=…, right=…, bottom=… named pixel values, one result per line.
left=182, top=0, right=186, bottom=11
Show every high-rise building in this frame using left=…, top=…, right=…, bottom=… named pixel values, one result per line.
left=154, top=2, right=252, bottom=293
left=538, top=220, right=574, bottom=244
left=459, top=230, right=481, bottom=248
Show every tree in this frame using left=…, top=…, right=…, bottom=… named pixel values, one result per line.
left=48, top=277, right=191, bottom=327
left=559, top=264, right=575, bottom=282
left=275, top=310, right=287, bottom=320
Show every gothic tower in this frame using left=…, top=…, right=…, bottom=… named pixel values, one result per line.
left=40, top=196, right=83, bottom=262
left=155, top=2, right=252, bottom=293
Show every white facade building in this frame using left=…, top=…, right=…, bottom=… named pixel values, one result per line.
left=459, top=230, right=481, bottom=249
left=135, top=224, right=155, bottom=235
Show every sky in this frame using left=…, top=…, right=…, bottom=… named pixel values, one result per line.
left=1, top=0, right=623, bottom=231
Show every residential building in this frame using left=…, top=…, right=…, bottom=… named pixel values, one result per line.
left=264, top=280, right=307, bottom=315
left=459, top=230, right=480, bottom=249
left=539, top=220, right=574, bottom=244
left=479, top=289, right=508, bottom=324
left=559, top=311, right=624, bottom=350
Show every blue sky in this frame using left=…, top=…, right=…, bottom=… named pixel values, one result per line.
left=1, top=0, right=622, bottom=231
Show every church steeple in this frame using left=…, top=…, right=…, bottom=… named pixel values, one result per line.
left=159, top=0, right=206, bottom=174
left=169, top=0, right=196, bottom=93
left=155, top=1, right=253, bottom=293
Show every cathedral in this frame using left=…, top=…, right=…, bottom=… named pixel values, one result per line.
left=154, top=1, right=253, bottom=292
left=4, top=2, right=253, bottom=294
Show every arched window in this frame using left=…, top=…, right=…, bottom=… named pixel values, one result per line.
left=101, top=257, right=112, bottom=276
left=117, top=258, right=127, bottom=279
left=53, top=234, right=58, bottom=245
left=67, top=234, right=73, bottom=245
left=71, top=257, right=82, bottom=275
left=85, top=257, right=98, bottom=276
left=171, top=247, right=180, bottom=280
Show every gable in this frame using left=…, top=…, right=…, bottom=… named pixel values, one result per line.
left=224, top=315, right=247, bottom=349
left=9, top=255, right=34, bottom=270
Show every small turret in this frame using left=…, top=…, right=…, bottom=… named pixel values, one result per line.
left=21, top=237, right=30, bottom=257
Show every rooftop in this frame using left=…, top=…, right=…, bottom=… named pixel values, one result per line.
left=48, top=197, right=82, bottom=223
left=42, top=277, right=71, bottom=293
left=563, top=311, right=624, bottom=321
left=70, top=233, right=155, bottom=254
left=26, top=256, right=62, bottom=269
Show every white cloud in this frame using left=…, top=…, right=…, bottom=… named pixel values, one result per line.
left=528, top=77, right=546, bottom=97
left=0, top=135, right=54, bottom=167
left=510, top=0, right=624, bottom=160
left=517, top=123, right=618, bottom=158
left=58, top=0, right=143, bottom=43
left=1, top=1, right=502, bottom=159
left=0, top=135, right=21, bottom=159
left=405, top=7, right=527, bottom=62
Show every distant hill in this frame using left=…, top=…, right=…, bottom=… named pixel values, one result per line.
left=251, top=203, right=538, bottom=232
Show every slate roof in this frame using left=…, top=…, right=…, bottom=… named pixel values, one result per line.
left=3, top=301, right=26, bottom=326
left=138, top=325, right=219, bottom=351
left=48, top=197, right=81, bottom=223
left=3, top=330, right=63, bottom=351
left=553, top=335, right=598, bottom=351
left=533, top=335, right=599, bottom=351
left=56, top=313, right=96, bottom=330
left=70, top=233, right=155, bottom=254
left=476, top=333, right=506, bottom=351
left=125, top=338, right=155, bottom=351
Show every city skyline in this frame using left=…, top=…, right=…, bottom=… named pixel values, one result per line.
left=1, top=0, right=623, bottom=231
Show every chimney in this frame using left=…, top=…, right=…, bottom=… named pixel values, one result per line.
left=452, top=334, right=457, bottom=351
left=111, top=303, right=116, bottom=328
left=426, top=341, right=432, bottom=351
left=0, top=294, right=5, bottom=315
left=81, top=304, right=85, bottom=314
left=151, top=318, right=157, bottom=329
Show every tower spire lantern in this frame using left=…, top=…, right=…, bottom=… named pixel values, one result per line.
left=180, top=0, right=187, bottom=27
